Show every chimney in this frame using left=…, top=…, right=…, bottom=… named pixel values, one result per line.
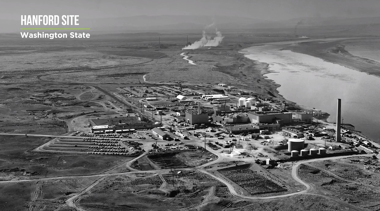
left=198, top=102, right=201, bottom=114
left=336, top=99, right=341, bottom=142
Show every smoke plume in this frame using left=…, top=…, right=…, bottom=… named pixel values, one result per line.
left=182, top=23, right=224, bottom=50
left=294, top=20, right=303, bottom=36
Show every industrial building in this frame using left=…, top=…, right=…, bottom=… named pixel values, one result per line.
left=225, top=124, right=259, bottom=134
left=248, top=112, right=293, bottom=124
left=176, top=95, right=187, bottom=101
left=287, top=139, right=305, bottom=152
left=212, top=113, right=250, bottom=124
left=237, top=97, right=255, bottom=108
left=201, top=94, right=229, bottom=101
left=90, top=116, right=155, bottom=133
left=185, top=110, right=208, bottom=125
left=292, top=112, right=313, bottom=123
left=152, top=128, right=170, bottom=140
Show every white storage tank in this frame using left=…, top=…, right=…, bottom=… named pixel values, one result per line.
left=288, top=139, right=305, bottom=152
left=244, top=100, right=252, bottom=108
left=300, top=149, right=309, bottom=157
left=238, top=97, right=246, bottom=107
left=247, top=97, right=255, bottom=103
left=319, top=148, right=326, bottom=155
left=291, top=150, right=299, bottom=157
left=309, top=148, right=318, bottom=156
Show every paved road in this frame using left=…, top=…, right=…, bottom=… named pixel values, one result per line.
left=0, top=131, right=376, bottom=210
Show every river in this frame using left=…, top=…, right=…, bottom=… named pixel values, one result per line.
left=242, top=41, right=380, bottom=142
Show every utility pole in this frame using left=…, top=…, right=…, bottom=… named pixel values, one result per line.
left=204, top=134, right=206, bottom=149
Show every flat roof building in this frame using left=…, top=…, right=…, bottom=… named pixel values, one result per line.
left=248, top=112, right=292, bottom=124
left=152, top=128, right=170, bottom=140
left=185, top=110, right=208, bottom=125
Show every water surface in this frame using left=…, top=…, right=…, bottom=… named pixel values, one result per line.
left=243, top=43, right=380, bottom=142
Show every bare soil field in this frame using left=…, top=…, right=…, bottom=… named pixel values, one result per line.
left=147, top=149, right=216, bottom=169
left=218, top=166, right=287, bottom=195
left=79, top=174, right=204, bottom=210
left=223, top=194, right=359, bottom=211
left=0, top=136, right=132, bottom=180
left=0, top=33, right=291, bottom=100
left=0, top=83, right=107, bottom=135
left=0, top=182, right=35, bottom=211
left=298, top=164, right=380, bottom=210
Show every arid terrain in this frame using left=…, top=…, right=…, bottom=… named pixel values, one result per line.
left=0, top=29, right=380, bottom=211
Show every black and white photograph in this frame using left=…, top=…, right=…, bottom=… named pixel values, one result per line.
left=1, top=0, right=380, bottom=210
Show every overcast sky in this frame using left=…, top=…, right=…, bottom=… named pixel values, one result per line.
left=1, top=0, right=380, bottom=20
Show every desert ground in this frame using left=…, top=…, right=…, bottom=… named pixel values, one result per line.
left=0, top=28, right=379, bottom=210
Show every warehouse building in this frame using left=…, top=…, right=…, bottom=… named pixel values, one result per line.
left=225, top=124, right=259, bottom=134
left=248, top=112, right=293, bottom=124
left=90, top=116, right=155, bottom=133
left=152, top=128, right=170, bottom=140
left=293, top=112, right=313, bottom=123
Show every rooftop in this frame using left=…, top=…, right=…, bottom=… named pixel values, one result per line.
left=152, top=127, right=167, bottom=136
left=90, top=116, right=142, bottom=126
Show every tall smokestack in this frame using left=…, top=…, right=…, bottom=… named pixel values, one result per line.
left=336, top=99, right=341, bottom=142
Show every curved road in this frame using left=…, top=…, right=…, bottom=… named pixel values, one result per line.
left=0, top=132, right=375, bottom=210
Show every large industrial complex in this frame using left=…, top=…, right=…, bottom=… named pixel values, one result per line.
left=2, top=6, right=380, bottom=209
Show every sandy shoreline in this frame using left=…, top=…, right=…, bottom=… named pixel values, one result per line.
left=284, top=38, right=380, bottom=78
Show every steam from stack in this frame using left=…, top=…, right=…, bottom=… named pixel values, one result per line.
left=183, top=23, right=224, bottom=50
left=294, top=20, right=303, bottom=37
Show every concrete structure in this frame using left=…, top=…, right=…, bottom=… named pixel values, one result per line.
left=238, top=97, right=246, bottom=107
left=309, top=148, right=318, bottom=156
left=185, top=110, right=208, bottom=125
left=244, top=101, right=252, bottom=108
left=226, top=124, right=259, bottom=134
left=202, top=94, right=228, bottom=101
left=225, top=114, right=250, bottom=124
left=255, top=123, right=281, bottom=131
left=214, top=104, right=231, bottom=112
left=291, top=150, right=299, bottom=157
left=336, top=99, right=342, bottom=142
left=293, top=112, right=313, bottom=123
left=176, top=95, right=187, bottom=101
left=152, top=128, right=169, bottom=140
left=318, top=148, right=326, bottom=155
left=287, top=139, right=305, bottom=151
left=247, top=97, right=255, bottom=104
left=90, top=116, right=155, bottom=133
left=300, top=149, right=309, bottom=157
left=146, top=97, right=157, bottom=101
left=248, top=112, right=292, bottom=124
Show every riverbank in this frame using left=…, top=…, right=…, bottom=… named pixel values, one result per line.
left=241, top=38, right=380, bottom=143
left=284, top=38, right=380, bottom=78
